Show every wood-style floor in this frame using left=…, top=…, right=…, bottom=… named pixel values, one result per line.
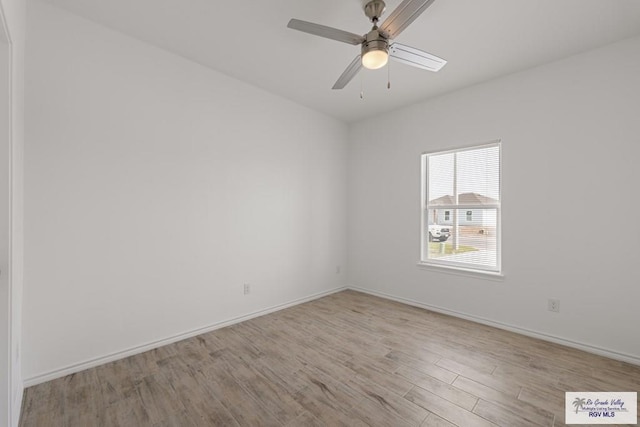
left=20, top=290, right=640, bottom=426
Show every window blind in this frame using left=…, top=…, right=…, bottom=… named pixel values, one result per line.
left=422, top=142, right=501, bottom=272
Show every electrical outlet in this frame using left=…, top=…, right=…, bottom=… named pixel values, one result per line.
left=548, top=299, right=560, bottom=313
left=243, top=283, right=250, bottom=295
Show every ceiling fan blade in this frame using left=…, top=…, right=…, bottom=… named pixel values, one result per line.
left=389, top=43, right=446, bottom=71
left=332, top=55, right=363, bottom=89
left=379, top=0, right=436, bottom=39
left=287, top=19, right=365, bottom=45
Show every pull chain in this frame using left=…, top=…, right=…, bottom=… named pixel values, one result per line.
left=360, top=70, right=364, bottom=99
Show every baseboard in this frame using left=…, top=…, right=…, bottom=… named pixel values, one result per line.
left=348, top=285, right=640, bottom=366
left=23, top=286, right=347, bottom=387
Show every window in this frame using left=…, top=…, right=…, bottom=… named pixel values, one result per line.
left=421, top=142, right=501, bottom=273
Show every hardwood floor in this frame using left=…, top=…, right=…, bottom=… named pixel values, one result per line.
left=20, top=290, right=640, bottom=426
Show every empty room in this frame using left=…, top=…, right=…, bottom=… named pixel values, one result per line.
left=1, top=0, right=639, bottom=426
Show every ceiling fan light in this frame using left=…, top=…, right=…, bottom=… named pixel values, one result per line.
left=362, top=49, right=388, bottom=69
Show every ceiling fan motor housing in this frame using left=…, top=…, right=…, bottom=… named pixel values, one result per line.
left=361, top=28, right=389, bottom=69
left=362, top=28, right=389, bottom=56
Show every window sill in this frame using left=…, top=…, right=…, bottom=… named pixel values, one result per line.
left=416, top=262, right=505, bottom=281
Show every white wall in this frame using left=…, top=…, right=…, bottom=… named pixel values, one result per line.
left=23, top=1, right=348, bottom=383
left=0, top=0, right=25, bottom=425
left=348, top=35, right=640, bottom=363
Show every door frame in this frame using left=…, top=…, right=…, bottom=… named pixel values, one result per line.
left=0, top=3, right=14, bottom=425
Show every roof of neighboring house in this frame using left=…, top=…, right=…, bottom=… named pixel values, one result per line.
left=429, top=192, right=498, bottom=205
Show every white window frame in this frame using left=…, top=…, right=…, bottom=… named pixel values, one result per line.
left=419, top=141, right=502, bottom=275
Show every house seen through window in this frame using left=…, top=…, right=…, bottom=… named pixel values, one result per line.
left=421, top=142, right=501, bottom=273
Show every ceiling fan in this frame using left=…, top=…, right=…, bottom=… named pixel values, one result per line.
left=287, top=0, right=447, bottom=89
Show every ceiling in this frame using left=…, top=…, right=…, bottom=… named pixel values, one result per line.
left=39, top=0, right=640, bottom=123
